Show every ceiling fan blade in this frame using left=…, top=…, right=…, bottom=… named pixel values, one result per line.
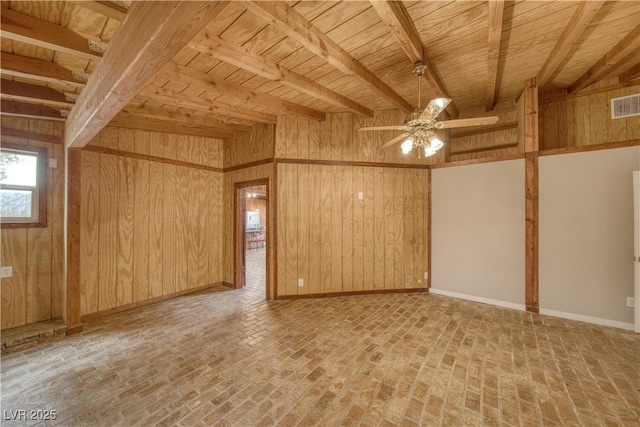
left=376, top=133, right=410, bottom=150
left=434, top=116, right=499, bottom=129
left=358, top=126, right=410, bottom=131
left=420, top=97, right=452, bottom=120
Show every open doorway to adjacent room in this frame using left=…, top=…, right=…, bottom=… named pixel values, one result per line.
left=235, top=180, right=269, bottom=299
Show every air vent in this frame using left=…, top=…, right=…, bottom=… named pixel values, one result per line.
left=611, top=94, right=640, bottom=119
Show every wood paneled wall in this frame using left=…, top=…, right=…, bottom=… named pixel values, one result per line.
left=223, top=163, right=275, bottom=297
left=79, top=127, right=224, bottom=316
left=276, top=163, right=429, bottom=297
left=540, top=85, right=640, bottom=150
left=224, top=123, right=275, bottom=169
left=275, top=111, right=444, bottom=165
left=448, top=103, right=520, bottom=162
left=1, top=117, right=64, bottom=330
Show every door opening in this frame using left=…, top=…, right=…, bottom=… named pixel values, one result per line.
left=235, top=180, right=268, bottom=299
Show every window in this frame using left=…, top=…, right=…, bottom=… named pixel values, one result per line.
left=0, top=144, right=47, bottom=228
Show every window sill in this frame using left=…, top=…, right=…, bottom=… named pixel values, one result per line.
left=1, top=221, right=47, bottom=229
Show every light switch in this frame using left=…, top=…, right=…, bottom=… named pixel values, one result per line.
left=358, top=192, right=364, bottom=200
left=49, top=158, right=58, bottom=168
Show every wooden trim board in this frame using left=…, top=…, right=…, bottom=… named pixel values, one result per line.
left=275, top=287, right=429, bottom=300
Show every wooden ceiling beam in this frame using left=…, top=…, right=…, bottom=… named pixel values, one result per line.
left=68, top=1, right=128, bottom=21
left=1, top=99, right=67, bottom=121
left=108, top=116, right=233, bottom=139
left=536, top=1, right=605, bottom=87
left=189, top=33, right=373, bottom=117
left=0, top=7, right=103, bottom=61
left=1, top=53, right=87, bottom=88
left=1, top=126, right=63, bottom=144
left=0, top=79, right=75, bottom=109
left=619, top=63, right=640, bottom=83
left=486, top=0, right=505, bottom=111
left=369, top=0, right=457, bottom=117
left=65, top=1, right=230, bottom=148
left=138, top=85, right=276, bottom=124
left=570, top=24, right=640, bottom=93
left=242, top=1, right=412, bottom=113
left=162, top=63, right=326, bottom=121
left=122, top=103, right=252, bottom=133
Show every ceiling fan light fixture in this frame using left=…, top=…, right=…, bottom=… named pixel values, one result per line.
left=401, top=138, right=414, bottom=154
left=424, top=146, right=437, bottom=157
left=428, top=134, right=444, bottom=151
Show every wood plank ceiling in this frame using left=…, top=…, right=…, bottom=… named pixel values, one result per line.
left=1, top=0, right=639, bottom=146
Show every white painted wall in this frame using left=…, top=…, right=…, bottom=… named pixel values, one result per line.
left=431, top=159, right=525, bottom=308
left=539, top=146, right=639, bottom=329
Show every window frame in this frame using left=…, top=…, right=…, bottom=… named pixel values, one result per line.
left=0, top=143, right=48, bottom=228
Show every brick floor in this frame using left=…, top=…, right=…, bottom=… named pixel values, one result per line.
left=1, top=260, right=639, bottom=426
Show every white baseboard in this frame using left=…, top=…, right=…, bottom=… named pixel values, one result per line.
left=429, top=288, right=526, bottom=311
left=539, top=308, right=634, bottom=331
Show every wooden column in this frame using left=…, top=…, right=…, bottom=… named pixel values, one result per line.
left=66, top=148, right=82, bottom=334
left=523, top=78, right=539, bottom=313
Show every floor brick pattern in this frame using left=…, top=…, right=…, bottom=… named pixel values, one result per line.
left=1, top=259, right=639, bottom=426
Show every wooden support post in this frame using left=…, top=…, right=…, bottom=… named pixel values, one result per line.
left=66, top=148, right=83, bottom=334
left=523, top=78, right=539, bottom=313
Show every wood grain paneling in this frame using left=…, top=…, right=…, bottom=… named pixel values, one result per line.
left=275, top=112, right=441, bottom=165
left=276, top=163, right=429, bottom=297
left=1, top=117, right=65, bottom=330
left=224, top=123, right=275, bottom=169
left=540, top=84, right=640, bottom=149
left=78, top=127, right=224, bottom=317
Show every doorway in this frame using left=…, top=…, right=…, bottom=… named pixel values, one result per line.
left=235, top=180, right=269, bottom=299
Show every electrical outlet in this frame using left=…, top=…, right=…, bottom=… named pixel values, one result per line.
left=298, top=278, right=304, bottom=287
left=0, top=266, right=13, bottom=278
left=418, top=279, right=422, bottom=284
left=424, top=272, right=429, bottom=280
left=49, top=158, right=58, bottom=169
left=358, top=192, right=364, bottom=200
left=627, top=297, right=635, bottom=308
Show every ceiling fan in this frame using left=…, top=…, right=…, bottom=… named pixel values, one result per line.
left=358, top=62, right=499, bottom=157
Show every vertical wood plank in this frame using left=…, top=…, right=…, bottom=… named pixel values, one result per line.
left=285, top=164, right=298, bottom=295
left=383, top=168, right=394, bottom=289
left=162, top=162, right=177, bottom=295
left=148, top=158, right=164, bottom=298
left=98, top=153, right=118, bottom=311
left=277, top=164, right=287, bottom=295
left=297, top=164, right=310, bottom=294
left=1, top=229, right=27, bottom=329
left=80, top=150, right=100, bottom=315
left=373, top=167, right=385, bottom=290
left=525, top=154, right=539, bottom=313
left=116, top=156, right=134, bottom=306
left=363, top=167, right=374, bottom=291
left=174, top=166, right=189, bottom=291
left=67, top=148, right=82, bottom=332
left=352, top=166, right=364, bottom=291
left=298, top=117, right=309, bottom=160
left=393, top=168, right=404, bottom=289
left=308, top=118, right=321, bottom=160
left=308, top=165, right=321, bottom=294
left=331, top=166, right=343, bottom=292
left=133, top=158, right=150, bottom=302
left=187, top=168, right=199, bottom=289
left=342, top=166, right=354, bottom=292
left=51, top=143, right=64, bottom=318
left=403, top=169, right=415, bottom=288
left=319, top=165, right=333, bottom=293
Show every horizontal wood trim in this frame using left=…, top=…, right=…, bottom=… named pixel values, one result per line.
left=450, top=142, right=519, bottom=156
left=539, top=139, right=640, bottom=157
left=431, top=153, right=526, bottom=169
left=223, top=158, right=275, bottom=172
left=451, top=122, right=518, bottom=139
left=274, top=158, right=431, bottom=170
left=1, top=126, right=63, bottom=144
left=275, top=287, right=429, bottom=300
left=80, top=282, right=230, bottom=321
left=82, top=145, right=223, bottom=173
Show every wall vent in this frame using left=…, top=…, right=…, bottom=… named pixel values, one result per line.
left=611, top=94, right=640, bottom=119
